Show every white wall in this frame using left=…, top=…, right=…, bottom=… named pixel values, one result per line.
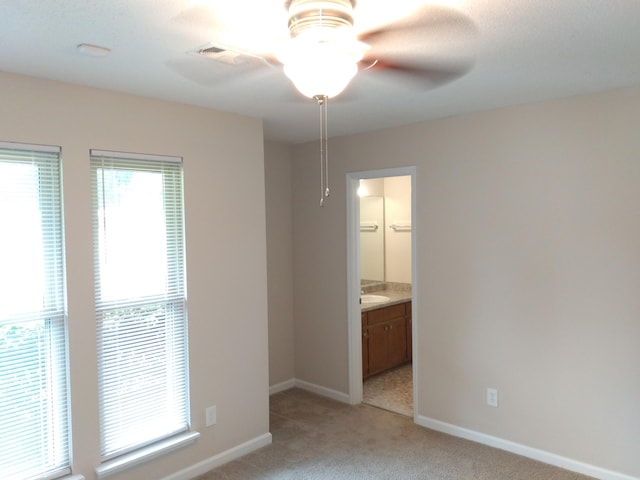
left=360, top=195, right=385, bottom=282
left=290, top=85, right=640, bottom=478
left=358, top=176, right=412, bottom=284
left=360, top=178, right=384, bottom=197
left=0, top=71, right=270, bottom=480
left=383, top=176, right=411, bottom=284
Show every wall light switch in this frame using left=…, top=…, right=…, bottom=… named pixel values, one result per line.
left=206, top=405, right=217, bottom=426
left=487, top=388, right=498, bottom=408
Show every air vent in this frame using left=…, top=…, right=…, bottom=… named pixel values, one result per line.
left=199, top=46, right=225, bottom=55
left=196, top=45, right=257, bottom=66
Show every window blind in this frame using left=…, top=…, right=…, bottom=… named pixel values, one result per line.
left=0, top=143, right=70, bottom=480
left=90, top=150, right=189, bottom=461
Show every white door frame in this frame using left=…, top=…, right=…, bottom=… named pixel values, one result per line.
left=346, top=166, right=418, bottom=421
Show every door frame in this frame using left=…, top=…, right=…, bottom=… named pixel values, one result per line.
left=346, top=166, right=418, bottom=420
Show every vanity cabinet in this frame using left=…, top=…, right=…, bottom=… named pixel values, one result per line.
left=362, top=301, right=411, bottom=379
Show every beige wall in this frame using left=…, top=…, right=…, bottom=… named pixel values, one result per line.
left=8, top=68, right=637, bottom=478
left=290, top=85, right=640, bottom=477
left=0, top=72, right=270, bottom=480
left=264, top=141, right=295, bottom=386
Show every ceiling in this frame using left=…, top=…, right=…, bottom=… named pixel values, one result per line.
left=1, top=0, right=639, bottom=144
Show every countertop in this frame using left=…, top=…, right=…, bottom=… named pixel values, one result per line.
left=360, top=288, right=412, bottom=312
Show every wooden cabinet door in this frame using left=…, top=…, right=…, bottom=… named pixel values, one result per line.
left=386, top=317, right=408, bottom=367
left=406, top=302, right=412, bottom=361
left=367, top=322, right=389, bottom=376
left=362, top=313, right=369, bottom=378
left=407, top=316, right=412, bottom=361
left=362, top=301, right=411, bottom=379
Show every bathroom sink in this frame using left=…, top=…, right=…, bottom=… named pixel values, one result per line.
left=361, top=294, right=390, bottom=305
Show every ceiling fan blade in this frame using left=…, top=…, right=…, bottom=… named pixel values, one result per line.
left=165, top=58, right=243, bottom=87
left=170, top=5, right=287, bottom=62
left=171, top=5, right=226, bottom=37
left=354, top=4, right=477, bottom=90
left=358, top=4, right=477, bottom=49
left=165, top=42, right=281, bottom=87
left=358, top=57, right=473, bottom=89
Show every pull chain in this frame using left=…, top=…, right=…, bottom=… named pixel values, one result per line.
left=315, top=94, right=330, bottom=207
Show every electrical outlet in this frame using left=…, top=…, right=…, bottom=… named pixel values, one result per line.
left=486, top=388, right=498, bottom=407
left=205, top=405, right=217, bottom=426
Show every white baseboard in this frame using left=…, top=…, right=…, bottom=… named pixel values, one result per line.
left=269, top=378, right=296, bottom=395
left=416, top=415, right=638, bottom=480
left=269, top=377, right=351, bottom=404
left=161, top=433, right=272, bottom=480
left=291, top=379, right=351, bottom=404
left=269, top=382, right=638, bottom=480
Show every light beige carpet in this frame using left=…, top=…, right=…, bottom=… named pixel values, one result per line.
left=195, top=388, right=595, bottom=480
left=363, top=362, right=413, bottom=417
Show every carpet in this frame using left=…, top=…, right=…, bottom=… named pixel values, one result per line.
left=195, top=388, right=595, bottom=480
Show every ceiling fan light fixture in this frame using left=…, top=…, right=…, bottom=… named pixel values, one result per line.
left=281, top=0, right=362, bottom=205
left=284, top=57, right=357, bottom=99
left=282, top=41, right=360, bottom=97
left=279, top=26, right=363, bottom=98
left=279, top=0, right=363, bottom=98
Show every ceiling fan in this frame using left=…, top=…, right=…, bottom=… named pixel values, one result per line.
left=177, top=1, right=475, bottom=92
left=171, top=0, right=476, bottom=205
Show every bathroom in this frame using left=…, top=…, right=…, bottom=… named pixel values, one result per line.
left=358, top=175, right=413, bottom=416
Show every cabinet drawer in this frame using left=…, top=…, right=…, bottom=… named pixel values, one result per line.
left=367, top=303, right=406, bottom=326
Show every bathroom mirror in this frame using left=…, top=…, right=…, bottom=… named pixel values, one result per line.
left=360, top=195, right=384, bottom=282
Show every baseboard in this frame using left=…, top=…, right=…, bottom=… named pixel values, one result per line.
left=270, top=378, right=351, bottom=404
left=416, top=415, right=638, bottom=480
left=269, top=378, right=296, bottom=395
left=292, top=379, right=351, bottom=404
left=160, top=433, right=272, bottom=480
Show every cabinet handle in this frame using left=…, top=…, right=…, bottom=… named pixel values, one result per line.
left=389, top=324, right=393, bottom=330
left=363, top=332, right=368, bottom=338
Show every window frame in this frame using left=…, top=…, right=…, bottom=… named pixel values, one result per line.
left=90, top=150, right=192, bottom=467
left=0, top=141, right=71, bottom=480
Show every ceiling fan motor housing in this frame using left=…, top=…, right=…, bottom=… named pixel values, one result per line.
left=285, top=0, right=356, bottom=38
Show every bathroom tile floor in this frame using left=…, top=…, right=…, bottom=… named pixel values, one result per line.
left=363, top=362, right=413, bottom=417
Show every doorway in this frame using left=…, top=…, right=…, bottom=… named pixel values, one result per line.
left=346, top=167, right=417, bottom=419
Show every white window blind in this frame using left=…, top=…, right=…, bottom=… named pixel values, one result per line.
left=0, top=143, right=70, bottom=480
left=90, top=150, right=190, bottom=461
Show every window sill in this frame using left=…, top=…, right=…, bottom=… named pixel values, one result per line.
left=40, top=469, right=83, bottom=480
left=95, top=431, right=200, bottom=479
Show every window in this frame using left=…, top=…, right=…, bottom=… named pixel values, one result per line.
left=90, top=150, right=189, bottom=462
left=0, top=143, right=70, bottom=480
